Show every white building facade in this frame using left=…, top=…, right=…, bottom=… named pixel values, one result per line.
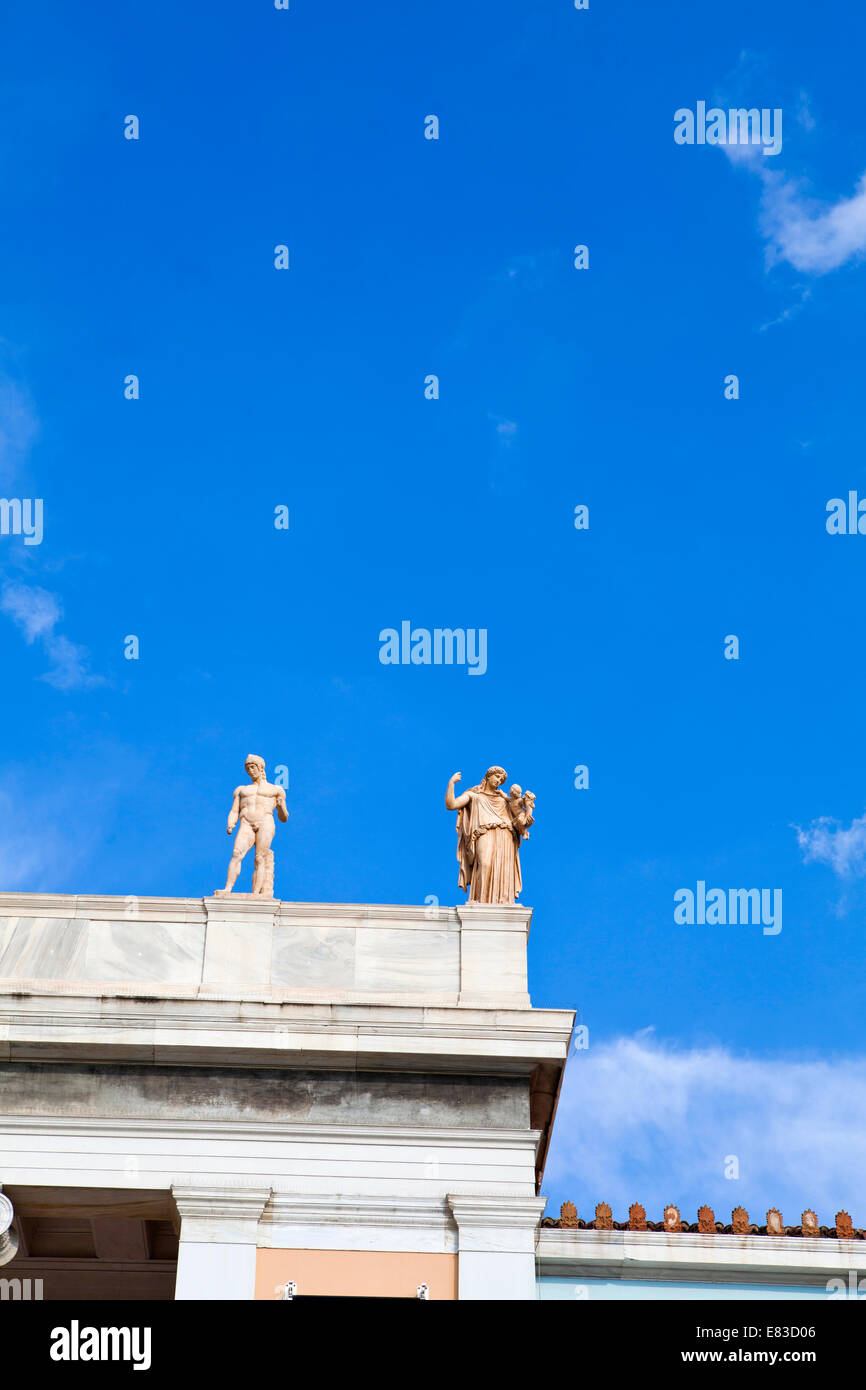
left=0, top=892, right=571, bottom=1300
left=1, top=891, right=860, bottom=1301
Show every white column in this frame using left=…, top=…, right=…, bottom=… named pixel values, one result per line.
left=448, top=1195, right=545, bottom=1300
left=172, top=1185, right=271, bottom=1301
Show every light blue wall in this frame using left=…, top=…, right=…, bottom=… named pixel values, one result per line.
left=538, top=1277, right=831, bottom=1301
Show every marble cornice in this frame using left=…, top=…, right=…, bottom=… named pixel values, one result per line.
left=0, top=892, right=474, bottom=927
left=0, top=993, right=573, bottom=1074
left=0, top=1115, right=543, bottom=1149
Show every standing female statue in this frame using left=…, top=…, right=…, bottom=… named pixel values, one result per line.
left=445, top=767, right=535, bottom=905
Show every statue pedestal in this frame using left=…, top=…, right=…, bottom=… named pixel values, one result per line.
left=202, top=894, right=281, bottom=990
left=456, top=903, right=531, bottom=1009
left=211, top=892, right=274, bottom=901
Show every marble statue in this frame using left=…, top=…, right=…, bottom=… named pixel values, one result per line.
left=215, top=755, right=289, bottom=897
left=445, top=766, right=535, bottom=905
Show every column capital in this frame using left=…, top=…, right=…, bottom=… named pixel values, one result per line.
left=447, top=1194, right=546, bottom=1251
left=447, top=1195, right=545, bottom=1298
left=172, top=1184, right=272, bottom=1242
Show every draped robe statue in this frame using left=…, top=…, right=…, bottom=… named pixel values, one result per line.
left=445, top=766, right=535, bottom=905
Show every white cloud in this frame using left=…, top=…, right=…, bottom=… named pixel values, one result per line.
left=40, top=633, right=102, bottom=691
left=545, top=1035, right=866, bottom=1225
left=0, top=581, right=103, bottom=691
left=0, top=582, right=61, bottom=642
left=712, top=76, right=866, bottom=275
left=760, top=169, right=866, bottom=274
left=795, top=812, right=866, bottom=879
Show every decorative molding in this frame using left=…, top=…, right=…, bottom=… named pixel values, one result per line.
left=594, top=1202, right=614, bottom=1231
left=7, top=1256, right=176, bottom=1273
left=0, top=892, right=466, bottom=928
left=664, top=1204, right=681, bottom=1233
left=0, top=996, right=572, bottom=1037
left=559, top=1201, right=578, bottom=1228
left=172, top=1184, right=271, bottom=1245
left=447, top=1195, right=546, bottom=1230
left=456, top=905, right=532, bottom=934
left=171, top=1185, right=272, bottom=1223
left=0, top=893, right=207, bottom=922
left=697, top=1204, right=716, bottom=1234
left=0, top=996, right=573, bottom=1078
left=0, top=1113, right=543, bottom=1151
left=628, top=1203, right=646, bottom=1231
left=262, top=1195, right=453, bottom=1230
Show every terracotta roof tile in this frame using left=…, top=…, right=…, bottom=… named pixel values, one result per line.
left=542, top=1202, right=863, bottom=1238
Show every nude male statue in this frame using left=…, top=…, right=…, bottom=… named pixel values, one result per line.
left=215, top=754, right=289, bottom=897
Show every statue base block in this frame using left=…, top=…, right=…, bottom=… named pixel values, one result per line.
left=211, top=891, right=275, bottom=900
left=456, top=903, right=531, bottom=1008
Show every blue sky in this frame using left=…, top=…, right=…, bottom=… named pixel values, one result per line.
left=1, top=1, right=865, bottom=1225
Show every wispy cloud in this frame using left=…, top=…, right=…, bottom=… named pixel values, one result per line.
left=0, top=368, right=40, bottom=486
left=0, top=582, right=60, bottom=641
left=795, top=91, right=816, bottom=133
left=545, top=1034, right=865, bottom=1224
left=0, top=581, right=104, bottom=691
left=758, top=285, right=812, bottom=332
left=489, top=414, right=518, bottom=446
left=0, top=739, right=147, bottom=893
left=795, top=811, right=866, bottom=879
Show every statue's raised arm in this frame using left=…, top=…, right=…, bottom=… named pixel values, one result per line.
left=445, top=771, right=471, bottom=810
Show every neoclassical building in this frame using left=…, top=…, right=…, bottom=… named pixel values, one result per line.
left=0, top=892, right=569, bottom=1299
left=0, top=892, right=861, bottom=1300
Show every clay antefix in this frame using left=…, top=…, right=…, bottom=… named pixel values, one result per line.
left=445, top=766, right=535, bottom=905
left=215, top=755, right=289, bottom=897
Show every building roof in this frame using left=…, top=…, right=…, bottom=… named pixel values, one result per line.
left=544, top=1201, right=862, bottom=1238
